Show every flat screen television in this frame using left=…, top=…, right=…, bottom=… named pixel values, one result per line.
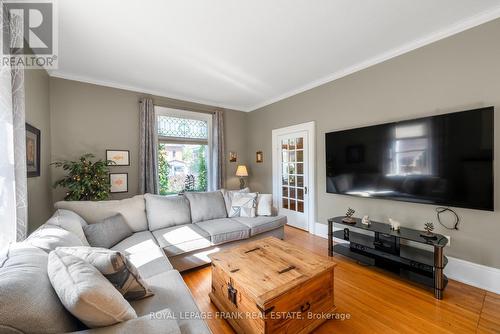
left=325, top=107, right=494, bottom=211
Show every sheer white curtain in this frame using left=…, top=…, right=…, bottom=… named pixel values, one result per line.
left=0, top=4, right=28, bottom=247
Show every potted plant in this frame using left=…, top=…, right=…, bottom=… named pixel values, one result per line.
left=51, top=153, right=113, bottom=201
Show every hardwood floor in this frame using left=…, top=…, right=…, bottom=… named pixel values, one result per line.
left=182, top=226, right=500, bottom=333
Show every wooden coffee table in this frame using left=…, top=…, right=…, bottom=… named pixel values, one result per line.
left=209, top=237, right=336, bottom=334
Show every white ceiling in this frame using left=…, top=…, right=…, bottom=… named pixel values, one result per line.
left=52, top=0, right=500, bottom=111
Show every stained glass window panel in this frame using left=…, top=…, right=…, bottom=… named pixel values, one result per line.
left=158, top=116, right=208, bottom=139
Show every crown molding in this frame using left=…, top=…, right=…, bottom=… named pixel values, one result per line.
left=48, top=71, right=246, bottom=112
left=247, top=6, right=500, bottom=112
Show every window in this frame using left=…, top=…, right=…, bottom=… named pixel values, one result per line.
left=389, top=122, right=432, bottom=176
left=156, top=107, right=212, bottom=195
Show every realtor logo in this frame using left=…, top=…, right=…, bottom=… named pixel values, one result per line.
left=1, top=0, right=58, bottom=68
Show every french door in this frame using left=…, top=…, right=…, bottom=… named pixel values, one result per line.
left=276, top=131, right=309, bottom=231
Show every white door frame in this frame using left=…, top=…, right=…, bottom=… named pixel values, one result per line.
left=272, top=121, right=316, bottom=234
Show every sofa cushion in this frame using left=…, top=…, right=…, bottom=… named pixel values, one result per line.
left=83, top=214, right=133, bottom=248
left=111, top=232, right=173, bottom=278
left=48, top=250, right=137, bottom=328
left=152, top=224, right=211, bottom=257
left=144, top=194, right=191, bottom=230
left=73, top=308, right=181, bottom=334
left=0, top=244, right=79, bottom=333
left=56, top=247, right=154, bottom=300
left=131, top=270, right=211, bottom=334
left=232, top=215, right=287, bottom=236
left=184, top=191, right=227, bottom=223
left=25, top=224, right=84, bottom=252
left=195, top=218, right=250, bottom=245
left=111, top=231, right=159, bottom=255
left=229, top=192, right=257, bottom=218
left=46, top=209, right=90, bottom=246
left=54, top=195, right=148, bottom=232
left=220, top=187, right=249, bottom=215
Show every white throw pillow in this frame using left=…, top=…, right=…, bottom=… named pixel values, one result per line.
left=221, top=187, right=250, bottom=214
left=47, top=249, right=137, bottom=328
left=229, top=192, right=257, bottom=218
left=256, top=194, right=273, bottom=216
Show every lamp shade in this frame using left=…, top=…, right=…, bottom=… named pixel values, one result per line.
left=235, top=165, right=248, bottom=177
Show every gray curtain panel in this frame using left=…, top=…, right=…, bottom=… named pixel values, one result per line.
left=212, top=109, right=225, bottom=190
left=139, top=97, right=159, bottom=194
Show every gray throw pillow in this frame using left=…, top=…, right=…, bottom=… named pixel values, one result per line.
left=83, top=214, right=133, bottom=248
left=57, top=247, right=153, bottom=300
left=229, top=192, right=258, bottom=217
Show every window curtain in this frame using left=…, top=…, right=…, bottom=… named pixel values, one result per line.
left=139, top=97, right=159, bottom=194
left=211, top=109, right=225, bottom=190
left=0, top=6, right=28, bottom=245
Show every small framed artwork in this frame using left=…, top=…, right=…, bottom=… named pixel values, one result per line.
left=106, top=150, right=130, bottom=166
left=256, top=151, right=263, bottom=163
left=229, top=151, right=237, bottom=163
left=109, top=173, right=128, bottom=193
left=26, top=123, right=41, bottom=177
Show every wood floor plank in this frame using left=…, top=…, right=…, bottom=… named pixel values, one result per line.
left=181, top=226, right=498, bottom=333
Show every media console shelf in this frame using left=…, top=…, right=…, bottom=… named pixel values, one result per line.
left=327, top=216, right=448, bottom=299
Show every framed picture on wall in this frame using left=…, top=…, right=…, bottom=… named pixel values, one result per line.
left=106, top=150, right=130, bottom=166
left=256, top=151, right=263, bottom=163
left=229, top=151, right=237, bottom=163
left=26, top=123, right=41, bottom=177
left=109, top=173, right=128, bottom=193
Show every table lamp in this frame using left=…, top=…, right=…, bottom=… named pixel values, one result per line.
left=235, top=165, right=248, bottom=189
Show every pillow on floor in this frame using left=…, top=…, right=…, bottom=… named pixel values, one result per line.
left=83, top=213, right=133, bottom=248
left=256, top=194, right=273, bottom=216
left=47, top=249, right=137, bottom=328
left=57, top=246, right=153, bottom=300
left=229, top=192, right=257, bottom=218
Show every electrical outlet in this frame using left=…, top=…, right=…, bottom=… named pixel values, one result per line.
left=444, top=235, right=451, bottom=247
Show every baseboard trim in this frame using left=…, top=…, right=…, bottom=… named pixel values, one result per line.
left=313, top=222, right=500, bottom=295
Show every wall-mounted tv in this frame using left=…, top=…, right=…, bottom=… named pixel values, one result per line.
left=325, top=107, right=494, bottom=211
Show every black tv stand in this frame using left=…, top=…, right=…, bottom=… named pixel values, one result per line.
left=327, top=216, right=449, bottom=299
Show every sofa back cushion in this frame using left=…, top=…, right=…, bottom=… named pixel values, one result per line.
left=144, top=194, right=192, bottom=230
left=25, top=224, right=84, bottom=252
left=0, top=244, right=79, bottom=333
left=54, top=195, right=148, bottom=232
left=46, top=209, right=90, bottom=246
left=184, top=191, right=227, bottom=223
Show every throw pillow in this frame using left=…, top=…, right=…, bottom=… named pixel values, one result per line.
left=256, top=194, right=273, bottom=216
left=229, top=192, right=257, bottom=218
left=83, top=214, right=133, bottom=248
left=47, top=249, right=137, bottom=328
left=221, top=187, right=250, bottom=214
left=56, top=246, right=153, bottom=300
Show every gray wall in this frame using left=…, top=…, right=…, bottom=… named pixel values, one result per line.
left=49, top=77, right=248, bottom=202
left=25, top=69, right=52, bottom=232
left=247, top=18, right=500, bottom=269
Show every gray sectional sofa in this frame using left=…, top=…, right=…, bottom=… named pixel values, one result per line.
left=0, top=190, right=286, bottom=334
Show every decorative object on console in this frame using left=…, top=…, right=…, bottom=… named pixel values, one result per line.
left=342, top=208, right=356, bottom=224
left=389, top=218, right=401, bottom=231
left=421, top=222, right=437, bottom=239
left=106, top=150, right=130, bottom=166
left=235, top=165, right=248, bottom=189
left=51, top=153, right=113, bottom=200
left=362, top=215, right=371, bottom=226
left=26, top=123, right=41, bottom=177
left=256, top=151, right=263, bottom=163
left=109, top=173, right=128, bottom=193
left=229, top=151, right=237, bottom=162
